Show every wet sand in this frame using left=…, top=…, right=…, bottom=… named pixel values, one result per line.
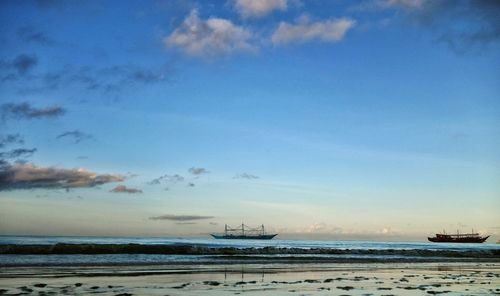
left=1, top=263, right=499, bottom=295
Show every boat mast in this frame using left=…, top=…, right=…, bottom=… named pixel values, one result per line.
left=225, top=224, right=227, bottom=236
left=261, top=224, right=265, bottom=235
left=242, top=223, right=245, bottom=236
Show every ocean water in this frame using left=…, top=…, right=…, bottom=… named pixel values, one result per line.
left=1, top=235, right=499, bottom=251
left=1, top=236, right=498, bottom=267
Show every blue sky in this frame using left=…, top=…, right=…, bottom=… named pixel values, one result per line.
left=0, top=0, right=499, bottom=240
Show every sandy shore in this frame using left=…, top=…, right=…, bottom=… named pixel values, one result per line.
left=1, top=262, right=499, bottom=295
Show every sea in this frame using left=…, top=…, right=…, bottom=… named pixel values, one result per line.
left=1, top=236, right=499, bottom=266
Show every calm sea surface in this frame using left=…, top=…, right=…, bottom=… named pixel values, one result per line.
left=1, top=236, right=498, bottom=266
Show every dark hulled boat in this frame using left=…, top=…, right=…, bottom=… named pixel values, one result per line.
left=211, top=224, right=278, bottom=240
left=428, top=231, right=489, bottom=243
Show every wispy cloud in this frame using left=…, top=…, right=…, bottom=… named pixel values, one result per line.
left=0, top=148, right=37, bottom=159
left=233, top=0, right=288, bottom=19
left=110, top=185, right=142, bottom=194
left=375, top=0, right=427, bottom=10
left=188, top=167, right=209, bottom=175
left=0, top=162, right=124, bottom=191
left=149, top=174, right=184, bottom=185
left=56, top=130, right=93, bottom=144
left=371, top=0, right=500, bottom=53
left=0, top=134, right=24, bottom=148
left=0, top=54, right=38, bottom=76
left=17, top=26, right=55, bottom=45
left=1, top=102, right=65, bottom=121
left=272, top=15, right=356, bottom=45
left=4, top=62, right=174, bottom=95
left=234, top=173, right=259, bottom=180
left=149, top=214, right=214, bottom=221
left=165, top=9, right=255, bottom=58
left=64, top=64, right=172, bottom=90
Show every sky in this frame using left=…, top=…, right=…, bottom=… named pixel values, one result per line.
left=0, top=0, right=499, bottom=241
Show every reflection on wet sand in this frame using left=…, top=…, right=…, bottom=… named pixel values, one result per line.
left=0, top=263, right=499, bottom=295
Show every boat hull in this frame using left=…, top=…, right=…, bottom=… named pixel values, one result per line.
left=428, top=235, right=489, bottom=243
left=211, top=234, right=278, bottom=240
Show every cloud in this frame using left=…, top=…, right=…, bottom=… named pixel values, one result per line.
left=68, top=64, right=172, bottom=90
left=233, top=0, right=288, bottom=19
left=56, top=130, right=93, bottom=144
left=1, top=54, right=38, bottom=79
left=165, top=9, right=254, bottom=58
left=376, top=0, right=427, bottom=9
left=3, top=62, right=174, bottom=95
left=377, top=227, right=399, bottom=235
left=1, top=102, right=65, bottom=121
left=0, top=162, right=125, bottom=191
left=234, top=173, right=259, bottom=180
left=301, top=222, right=344, bottom=234
left=188, top=167, right=209, bottom=175
left=272, top=15, right=356, bottom=45
left=110, top=185, right=142, bottom=194
left=0, top=148, right=37, bottom=159
left=149, top=214, right=214, bottom=221
left=17, top=27, right=55, bottom=45
left=374, top=0, right=500, bottom=53
left=12, top=54, right=38, bottom=75
left=149, top=174, right=184, bottom=185
left=0, top=134, right=24, bottom=148
left=0, top=159, right=9, bottom=169
left=187, top=182, right=195, bottom=187
left=130, top=68, right=170, bottom=84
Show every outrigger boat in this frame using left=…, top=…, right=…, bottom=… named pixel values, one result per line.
left=211, top=224, right=277, bottom=240
left=428, top=230, right=489, bottom=243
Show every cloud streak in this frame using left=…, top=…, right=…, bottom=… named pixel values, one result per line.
left=0, top=162, right=124, bottom=191
left=3, top=61, right=174, bottom=95
left=272, top=16, right=356, bottom=45
left=149, top=214, right=214, bottom=221
left=374, top=0, right=500, bottom=53
left=0, top=134, right=24, bottom=148
left=234, top=173, right=259, bottom=180
left=1, top=102, right=65, bottom=121
left=188, top=167, right=209, bottom=175
left=0, top=54, right=38, bottom=77
left=110, top=185, right=142, bottom=194
left=165, top=9, right=254, bottom=58
left=56, top=130, right=93, bottom=144
left=233, top=0, right=288, bottom=19
left=0, top=148, right=37, bottom=159
left=149, top=174, right=184, bottom=185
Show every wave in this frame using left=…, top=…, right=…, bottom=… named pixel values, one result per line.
left=1, top=243, right=499, bottom=258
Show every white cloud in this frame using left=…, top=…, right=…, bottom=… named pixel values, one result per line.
left=294, top=222, right=344, bottom=234
left=165, top=9, right=254, bottom=58
left=271, top=15, right=356, bottom=45
left=233, top=0, right=288, bottom=19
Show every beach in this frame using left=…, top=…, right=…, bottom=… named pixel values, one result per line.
left=1, top=262, right=499, bottom=295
